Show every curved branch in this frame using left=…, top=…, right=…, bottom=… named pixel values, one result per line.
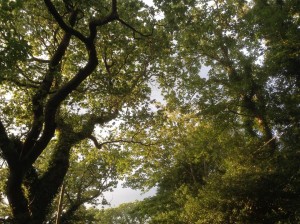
left=21, top=29, right=74, bottom=160
left=88, top=0, right=119, bottom=41
left=24, top=42, right=98, bottom=166
left=89, top=0, right=118, bottom=26
left=77, top=110, right=119, bottom=140
left=89, top=135, right=103, bottom=149
left=24, top=0, right=120, bottom=166
left=43, top=0, right=87, bottom=43
left=45, top=0, right=119, bottom=43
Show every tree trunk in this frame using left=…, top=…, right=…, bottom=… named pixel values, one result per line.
left=7, top=169, right=31, bottom=224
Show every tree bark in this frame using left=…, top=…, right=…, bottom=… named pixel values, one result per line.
left=7, top=168, right=31, bottom=224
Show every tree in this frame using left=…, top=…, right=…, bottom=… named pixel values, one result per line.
left=121, top=110, right=237, bottom=223
left=121, top=0, right=300, bottom=223
left=95, top=201, right=150, bottom=224
left=0, top=0, right=165, bottom=223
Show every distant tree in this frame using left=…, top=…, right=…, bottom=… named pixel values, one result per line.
left=95, top=202, right=150, bottom=224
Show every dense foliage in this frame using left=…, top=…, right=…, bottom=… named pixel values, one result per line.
left=120, top=0, right=300, bottom=223
left=0, top=0, right=164, bottom=223
left=0, top=0, right=299, bottom=223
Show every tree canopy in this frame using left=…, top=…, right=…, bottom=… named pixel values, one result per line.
left=119, top=0, right=300, bottom=223
left=0, top=0, right=299, bottom=223
left=0, top=0, right=166, bottom=223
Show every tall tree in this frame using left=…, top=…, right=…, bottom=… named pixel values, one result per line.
left=0, top=0, right=165, bottom=223
left=122, top=0, right=300, bottom=223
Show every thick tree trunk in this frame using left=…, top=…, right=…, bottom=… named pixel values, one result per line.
left=6, top=134, right=74, bottom=223
left=7, top=169, right=31, bottom=224
left=29, top=145, right=72, bottom=223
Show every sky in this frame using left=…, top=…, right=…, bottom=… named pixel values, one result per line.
left=143, top=0, right=154, bottom=6
left=103, top=182, right=156, bottom=207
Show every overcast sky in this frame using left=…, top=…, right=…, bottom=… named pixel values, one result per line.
left=143, top=0, right=154, bottom=6
left=103, top=182, right=156, bottom=207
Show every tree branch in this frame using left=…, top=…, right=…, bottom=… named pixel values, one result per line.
left=29, top=56, right=51, bottom=63
left=89, top=135, right=156, bottom=149
left=24, top=0, right=121, bottom=166
left=77, top=110, right=119, bottom=140
left=117, top=18, right=153, bottom=38
left=1, top=77, right=39, bottom=89
left=24, top=41, right=98, bottom=167
left=21, top=28, right=74, bottom=160
left=89, top=135, right=103, bottom=149
left=43, top=0, right=87, bottom=43
left=88, top=0, right=119, bottom=41
left=16, top=66, right=42, bottom=85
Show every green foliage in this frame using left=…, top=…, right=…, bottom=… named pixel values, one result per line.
left=0, top=0, right=166, bottom=223
left=116, top=0, right=300, bottom=223
left=0, top=0, right=299, bottom=223
left=95, top=202, right=150, bottom=224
